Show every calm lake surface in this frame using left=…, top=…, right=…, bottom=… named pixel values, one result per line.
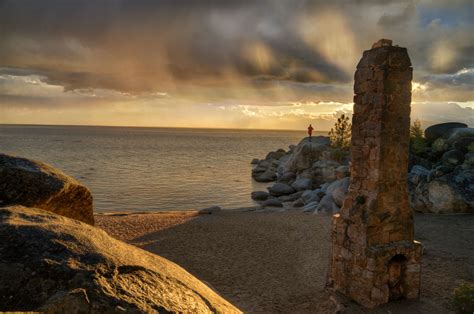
left=0, top=125, right=323, bottom=212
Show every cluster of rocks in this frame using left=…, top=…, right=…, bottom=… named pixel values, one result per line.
left=251, top=137, right=351, bottom=214
left=251, top=122, right=473, bottom=214
left=408, top=122, right=474, bottom=213
left=0, top=153, right=239, bottom=313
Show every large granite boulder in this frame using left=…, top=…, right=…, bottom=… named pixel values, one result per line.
left=326, top=177, right=350, bottom=207
left=0, top=154, right=94, bottom=225
left=424, top=122, right=468, bottom=143
left=311, top=160, right=341, bottom=184
left=281, top=137, right=330, bottom=173
left=0, top=206, right=240, bottom=313
left=408, top=167, right=474, bottom=213
left=253, top=169, right=277, bottom=182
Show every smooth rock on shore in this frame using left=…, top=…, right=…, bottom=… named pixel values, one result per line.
left=0, top=153, right=94, bottom=225
left=0, top=206, right=240, bottom=313
left=262, top=198, right=283, bottom=208
left=251, top=191, right=270, bottom=201
left=268, top=183, right=296, bottom=196
left=199, top=206, right=222, bottom=215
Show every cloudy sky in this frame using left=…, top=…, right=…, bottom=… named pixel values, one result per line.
left=1, top=0, right=473, bottom=130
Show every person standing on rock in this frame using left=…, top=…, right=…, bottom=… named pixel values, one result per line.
left=307, top=124, right=314, bottom=142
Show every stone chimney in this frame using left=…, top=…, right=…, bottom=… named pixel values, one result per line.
left=329, top=40, right=422, bottom=308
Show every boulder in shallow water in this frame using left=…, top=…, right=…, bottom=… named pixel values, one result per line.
left=0, top=153, right=94, bottom=225
left=251, top=191, right=270, bottom=201
left=268, top=183, right=296, bottom=196
left=0, top=206, right=240, bottom=313
left=199, top=206, right=222, bottom=214
left=253, top=169, right=277, bottom=182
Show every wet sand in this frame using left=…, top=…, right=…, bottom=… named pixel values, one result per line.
left=96, top=210, right=474, bottom=313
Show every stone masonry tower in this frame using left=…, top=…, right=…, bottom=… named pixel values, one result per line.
left=329, top=39, right=422, bottom=308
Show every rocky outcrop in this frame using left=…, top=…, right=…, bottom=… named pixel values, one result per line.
left=408, top=165, right=473, bottom=213
left=409, top=125, right=474, bottom=213
left=250, top=135, right=350, bottom=212
left=282, top=137, right=330, bottom=174
left=0, top=154, right=94, bottom=225
left=0, top=206, right=240, bottom=313
left=251, top=149, right=288, bottom=182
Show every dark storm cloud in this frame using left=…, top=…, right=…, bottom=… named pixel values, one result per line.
left=378, top=3, right=415, bottom=27
left=0, top=0, right=473, bottom=95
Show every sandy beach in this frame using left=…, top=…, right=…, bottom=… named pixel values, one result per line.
left=96, top=210, right=474, bottom=313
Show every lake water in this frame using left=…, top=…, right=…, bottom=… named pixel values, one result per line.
left=0, top=125, right=323, bottom=212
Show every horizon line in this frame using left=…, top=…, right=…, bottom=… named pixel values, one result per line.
left=0, top=123, right=331, bottom=133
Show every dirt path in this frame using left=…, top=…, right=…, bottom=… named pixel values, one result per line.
left=97, top=211, right=474, bottom=313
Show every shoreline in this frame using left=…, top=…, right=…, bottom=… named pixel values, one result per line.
left=96, top=209, right=474, bottom=313
left=94, top=207, right=474, bottom=216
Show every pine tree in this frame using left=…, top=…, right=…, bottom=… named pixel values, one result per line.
left=329, top=114, right=351, bottom=149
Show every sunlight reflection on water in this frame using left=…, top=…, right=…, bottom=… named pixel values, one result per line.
left=0, top=125, right=324, bottom=212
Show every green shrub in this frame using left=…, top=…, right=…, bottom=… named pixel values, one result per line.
left=410, top=119, right=427, bottom=155
left=452, top=281, right=474, bottom=314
